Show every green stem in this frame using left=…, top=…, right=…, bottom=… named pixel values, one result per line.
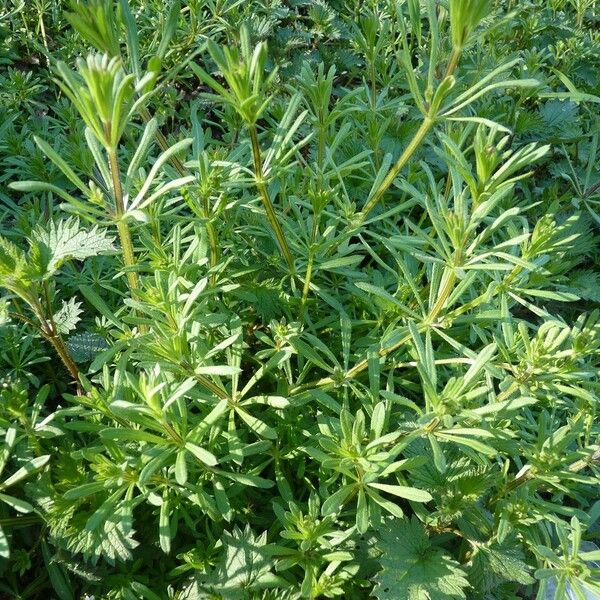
left=359, top=117, right=434, bottom=221
left=369, top=60, right=382, bottom=170
left=357, top=44, right=463, bottom=222
left=37, top=309, right=80, bottom=386
left=180, top=360, right=230, bottom=400
left=12, top=295, right=80, bottom=391
left=203, top=194, right=219, bottom=285
left=116, top=220, right=139, bottom=290
left=427, top=269, right=457, bottom=324
left=444, top=46, right=462, bottom=80
left=317, top=125, right=326, bottom=177
left=109, top=149, right=140, bottom=294
left=47, top=332, right=80, bottom=384
left=249, top=125, right=295, bottom=271
left=299, top=212, right=320, bottom=320
left=291, top=262, right=459, bottom=395
left=299, top=252, right=315, bottom=321
left=370, top=60, right=378, bottom=110
left=38, top=8, right=50, bottom=67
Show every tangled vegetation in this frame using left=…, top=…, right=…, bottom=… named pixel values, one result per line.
left=1, top=0, right=600, bottom=598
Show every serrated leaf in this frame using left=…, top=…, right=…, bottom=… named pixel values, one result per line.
left=66, top=332, right=109, bottom=363
left=54, top=298, right=83, bottom=334
left=198, top=526, right=274, bottom=596
left=30, top=218, right=116, bottom=279
left=0, top=236, right=28, bottom=291
left=469, top=537, right=535, bottom=592
left=538, top=99, right=581, bottom=140
left=374, top=518, right=470, bottom=599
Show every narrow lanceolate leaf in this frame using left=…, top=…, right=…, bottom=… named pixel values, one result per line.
left=322, top=485, right=354, bottom=516
left=462, top=343, right=497, bottom=388
left=0, top=455, right=50, bottom=490
left=175, top=451, right=188, bottom=486
left=235, top=409, right=277, bottom=440
left=356, top=488, right=369, bottom=533
left=368, top=483, right=433, bottom=503
left=354, top=282, right=421, bottom=319
left=0, top=524, right=8, bottom=559
left=0, top=428, right=17, bottom=475
left=129, top=138, right=193, bottom=210
left=468, top=396, right=538, bottom=416
left=99, top=428, right=165, bottom=444
left=126, top=117, right=158, bottom=180
left=185, top=442, right=218, bottom=466
left=0, top=493, right=35, bottom=513
left=159, top=499, right=171, bottom=554
left=33, top=136, right=90, bottom=193
left=63, top=481, right=106, bottom=500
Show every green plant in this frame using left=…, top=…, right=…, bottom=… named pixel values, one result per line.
left=0, top=425, right=49, bottom=559
left=191, top=25, right=305, bottom=271
left=0, top=218, right=115, bottom=385
left=1, top=0, right=600, bottom=598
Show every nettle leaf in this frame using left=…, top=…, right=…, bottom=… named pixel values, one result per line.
left=468, top=537, right=535, bottom=593
left=197, top=526, right=274, bottom=597
left=374, top=518, right=470, bottom=600
left=568, top=270, right=600, bottom=302
left=67, top=500, right=139, bottom=566
left=29, top=218, right=116, bottom=279
left=538, top=99, right=581, bottom=140
left=0, top=236, right=29, bottom=292
left=66, top=332, right=109, bottom=363
left=53, top=297, right=83, bottom=334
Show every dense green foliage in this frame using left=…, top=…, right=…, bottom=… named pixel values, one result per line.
left=1, top=0, right=600, bottom=598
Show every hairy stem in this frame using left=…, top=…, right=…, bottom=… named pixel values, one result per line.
left=38, top=285, right=81, bottom=390
left=249, top=125, right=295, bottom=271
left=47, top=330, right=80, bottom=383
left=38, top=310, right=80, bottom=387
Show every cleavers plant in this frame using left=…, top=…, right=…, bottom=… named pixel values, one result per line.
left=0, top=0, right=599, bottom=599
